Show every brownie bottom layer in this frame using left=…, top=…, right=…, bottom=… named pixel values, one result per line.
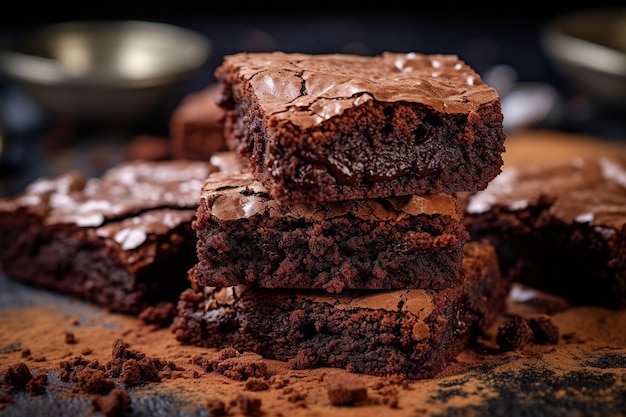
left=172, top=242, right=508, bottom=379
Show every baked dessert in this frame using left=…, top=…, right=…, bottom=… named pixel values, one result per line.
left=214, top=51, right=506, bottom=204
left=191, top=153, right=469, bottom=292
left=170, top=84, right=227, bottom=160
left=172, top=241, right=508, bottom=379
left=463, top=155, right=626, bottom=308
left=0, top=160, right=217, bottom=314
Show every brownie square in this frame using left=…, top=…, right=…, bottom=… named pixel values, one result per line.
left=0, top=160, right=217, bottom=314
left=215, top=51, right=506, bottom=204
left=191, top=152, right=469, bottom=292
left=169, top=83, right=227, bottom=160
left=171, top=241, right=508, bottom=379
left=463, top=155, right=626, bottom=308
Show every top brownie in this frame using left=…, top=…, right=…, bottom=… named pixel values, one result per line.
left=215, top=51, right=506, bottom=204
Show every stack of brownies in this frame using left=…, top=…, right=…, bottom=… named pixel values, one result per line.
left=170, top=51, right=510, bottom=379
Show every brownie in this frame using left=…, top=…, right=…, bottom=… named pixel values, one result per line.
left=463, top=155, right=626, bottom=308
left=0, top=160, right=218, bottom=314
left=171, top=241, right=508, bottom=379
left=170, top=84, right=227, bottom=160
left=191, top=152, right=469, bottom=292
left=214, top=51, right=506, bottom=204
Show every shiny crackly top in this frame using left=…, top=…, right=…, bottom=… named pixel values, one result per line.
left=0, top=160, right=216, bottom=250
left=200, top=161, right=461, bottom=221
left=466, top=156, right=626, bottom=230
left=202, top=285, right=436, bottom=342
left=217, top=51, right=500, bottom=129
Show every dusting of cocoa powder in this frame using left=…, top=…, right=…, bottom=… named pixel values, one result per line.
left=3, top=281, right=626, bottom=416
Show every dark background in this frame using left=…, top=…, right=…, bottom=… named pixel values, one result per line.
left=0, top=3, right=625, bottom=196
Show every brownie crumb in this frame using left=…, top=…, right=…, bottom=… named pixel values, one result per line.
left=106, top=338, right=182, bottom=385
left=0, top=394, right=14, bottom=410
left=91, top=388, right=132, bottom=417
left=138, top=302, right=177, bottom=328
left=214, top=352, right=270, bottom=381
left=59, top=356, right=99, bottom=382
left=25, top=373, right=48, bottom=395
left=206, top=398, right=227, bottom=417
left=284, top=387, right=306, bottom=403
left=72, top=367, right=115, bottom=394
left=236, top=393, right=262, bottom=416
left=120, top=359, right=143, bottom=387
left=245, top=378, right=270, bottom=391
left=3, top=362, right=33, bottom=388
left=65, top=331, right=78, bottom=344
left=497, top=316, right=534, bottom=351
left=325, top=374, right=368, bottom=406
left=217, top=346, right=241, bottom=361
left=528, top=315, right=559, bottom=345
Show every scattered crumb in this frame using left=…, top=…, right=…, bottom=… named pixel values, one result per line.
left=206, top=398, right=227, bottom=416
left=138, top=302, right=177, bottom=328
left=65, top=331, right=77, bottom=344
left=26, top=373, right=48, bottom=395
left=235, top=393, right=262, bottom=416
left=213, top=352, right=271, bottom=381
left=325, top=374, right=368, bottom=406
left=528, top=315, right=559, bottom=345
left=91, top=388, right=131, bottom=417
left=497, top=316, right=534, bottom=351
left=3, top=362, right=32, bottom=389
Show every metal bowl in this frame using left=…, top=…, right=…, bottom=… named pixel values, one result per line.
left=542, top=7, right=626, bottom=111
left=0, top=20, right=211, bottom=123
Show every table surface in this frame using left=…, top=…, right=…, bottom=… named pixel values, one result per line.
left=2, top=131, right=626, bottom=417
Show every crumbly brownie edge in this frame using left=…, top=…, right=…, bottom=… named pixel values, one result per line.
left=171, top=242, right=505, bottom=379
left=191, top=170, right=469, bottom=291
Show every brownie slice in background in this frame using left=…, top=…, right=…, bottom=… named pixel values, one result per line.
left=463, top=155, right=626, bottom=308
left=0, top=160, right=217, bottom=314
left=169, top=83, right=227, bottom=161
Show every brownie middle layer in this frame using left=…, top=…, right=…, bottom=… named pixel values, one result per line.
left=192, top=159, right=469, bottom=292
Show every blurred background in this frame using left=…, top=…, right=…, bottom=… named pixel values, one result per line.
left=0, top=3, right=625, bottom=197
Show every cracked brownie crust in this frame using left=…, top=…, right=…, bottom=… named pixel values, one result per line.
left=215, top=51, right=506, bottom=204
